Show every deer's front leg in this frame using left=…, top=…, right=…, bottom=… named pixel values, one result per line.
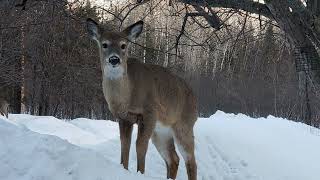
left=136, top=113, right=156, bottom=174
left=119, top=120, right=133, bottom=170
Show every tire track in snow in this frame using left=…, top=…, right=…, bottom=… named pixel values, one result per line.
left=195, top=136, right=259, bottom=180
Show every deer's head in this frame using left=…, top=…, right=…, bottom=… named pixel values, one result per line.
left=86, top=18, right=143, bottom=79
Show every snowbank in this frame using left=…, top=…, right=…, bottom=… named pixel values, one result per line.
left=1, top=111, right=320, bottom=180
left=0, top=115, right=156, bottom=180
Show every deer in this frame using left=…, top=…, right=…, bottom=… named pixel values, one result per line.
left=0, top=98, right=9, bottom=118
left=86, top=18, right=198, bottom=180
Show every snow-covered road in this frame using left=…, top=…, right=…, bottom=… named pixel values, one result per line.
left=1, top=111, right=320, bottom=180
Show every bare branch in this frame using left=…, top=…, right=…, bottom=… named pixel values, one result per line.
left=180, top=0, right=273, bottom=19
left=15, top=0, right=28, bottom=10
left=175, top=12, right=200, bottom=49
left=192, top=4, right=222, bottom=29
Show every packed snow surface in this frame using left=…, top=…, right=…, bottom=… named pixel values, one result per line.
left=1, top=111, right=320, bottom=180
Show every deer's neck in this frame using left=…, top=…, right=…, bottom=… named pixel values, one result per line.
left=102, top=66, right=131, bottom=112
left=103, top=63, right=126, bottom=80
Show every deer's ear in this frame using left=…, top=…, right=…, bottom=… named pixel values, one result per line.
left=123, top=21, right=143, bottom=41
left=86, top=18, right=100, bottom=41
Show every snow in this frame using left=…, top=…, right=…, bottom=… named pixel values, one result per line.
left=1, top=111, right=320, bottom=180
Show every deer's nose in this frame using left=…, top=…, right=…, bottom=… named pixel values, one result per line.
left=109, top=56, right=120, bottom=65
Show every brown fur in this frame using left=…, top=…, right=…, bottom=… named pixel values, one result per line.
left=87, top=18, right=198, bottom=180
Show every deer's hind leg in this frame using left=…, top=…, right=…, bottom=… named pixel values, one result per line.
left=173, top=120, right=197, bottom=180
left=152, top=127, right=179, bottom=179
left=119, top=120, right=133, bottom=170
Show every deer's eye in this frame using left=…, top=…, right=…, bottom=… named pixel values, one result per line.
left=121, top=44, right=126, bottom=50
left=102, top=43, right=108, bottom=48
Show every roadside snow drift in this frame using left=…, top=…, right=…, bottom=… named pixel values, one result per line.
left=0, top=115, right=155, bottom=180
left=1, top=111, right=320, bottom=180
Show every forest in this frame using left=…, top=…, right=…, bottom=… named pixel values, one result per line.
left=1, top=0, right=320, bottom=126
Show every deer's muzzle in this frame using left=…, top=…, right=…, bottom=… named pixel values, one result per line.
left=109, top=56, right=120, bottom=66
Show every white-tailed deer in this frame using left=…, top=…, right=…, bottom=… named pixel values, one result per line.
left=0, top=99, right=9, bottom=118
left=86, top=18, right=198, bottom=180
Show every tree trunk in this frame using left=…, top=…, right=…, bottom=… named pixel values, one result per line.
left=298, top=71, right=312, bottom=125
left=265, top=1, right=320, bottom=125
left=101, top=102, right=106, bottom=120
left=12, top=85, right=21, bottom=114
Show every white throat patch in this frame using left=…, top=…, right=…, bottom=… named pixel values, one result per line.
left=104, top=65, right=124, bottom=80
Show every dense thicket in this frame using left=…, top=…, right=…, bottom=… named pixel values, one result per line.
left=0, top=0, right=319, bottom=126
